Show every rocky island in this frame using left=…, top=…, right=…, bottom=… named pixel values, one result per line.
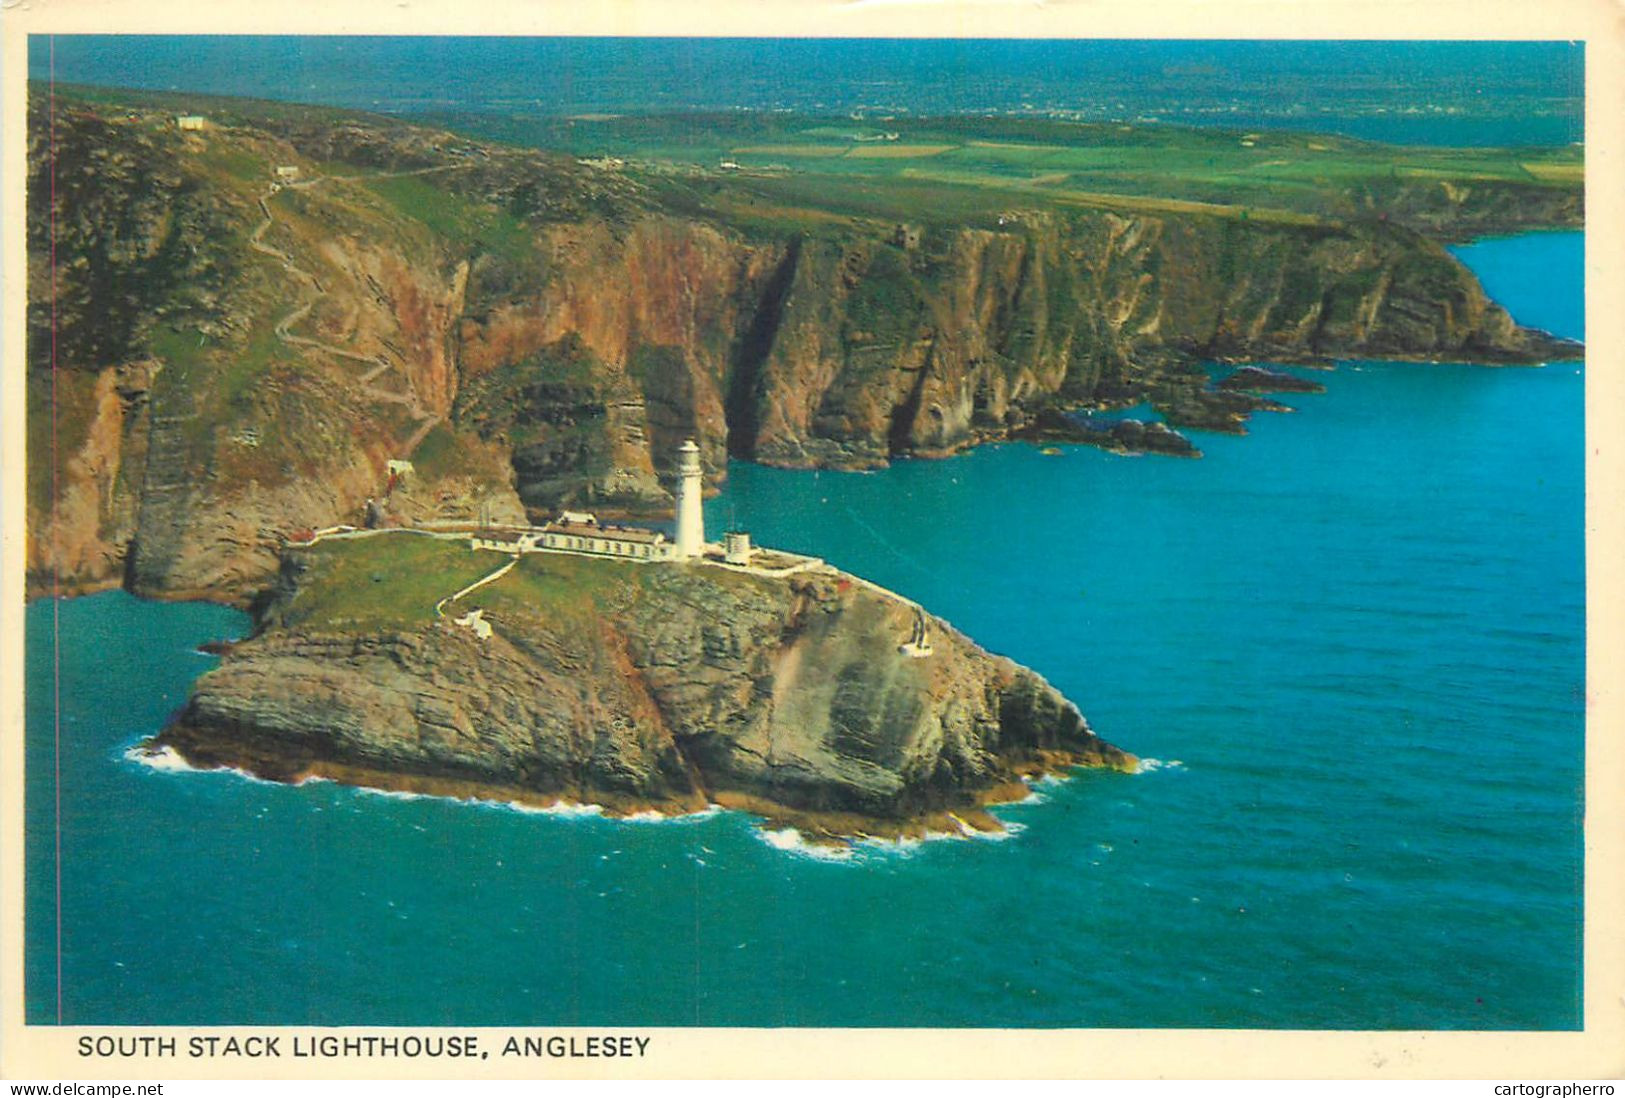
left=149, top=441, right=1133, bottom=841
left=151, top=522, right=1133, bottom=843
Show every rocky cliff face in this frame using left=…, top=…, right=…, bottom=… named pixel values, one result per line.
left=444, top=200, right=1576, bottom=476
left=27, top=90, right=1581, bottom=604
left=156, top=543, right=1133, bottom=840
left=26, top=96, right=526, bottom=602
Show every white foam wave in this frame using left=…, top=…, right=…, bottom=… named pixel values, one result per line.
left=848, top=815, right=1024, bottom=855
left=496, top=799, right=725, bottom=822
left=755, top=827, right=855, bottom=861
left=355, top=786, right=433, bottom=803
left=620, top=805, right=723, bottom=824
left=124, top=743, right=278, bottom=786
left=124, top=743, right=194, bottom=772
left=488, top=798, right=604, bottom=817
left=1136, top=758, right=1186, bottom=774
left=854, top=828, right=961, bottom=855
left=346, top=783, right=741, bottom=823
left=858, top=833, right=925, bottom=854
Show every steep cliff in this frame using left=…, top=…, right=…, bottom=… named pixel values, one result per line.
left=27, top=88, right=1583, bottom=603
left=26, top=94, right=527, bottom=602
left=154, top=536, right=1133, bottom=840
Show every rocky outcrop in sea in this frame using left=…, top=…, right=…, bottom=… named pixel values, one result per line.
left=153, top=542, right=1134, bottom=841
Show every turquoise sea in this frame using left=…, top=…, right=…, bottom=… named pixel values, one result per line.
left=25, top=231, right=1584, bottom=1029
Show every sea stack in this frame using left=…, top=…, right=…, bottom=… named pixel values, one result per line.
left=675, top=439, right=704, bottom=559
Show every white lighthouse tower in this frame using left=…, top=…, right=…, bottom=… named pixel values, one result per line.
left=674, top=439, right=705, bottom=559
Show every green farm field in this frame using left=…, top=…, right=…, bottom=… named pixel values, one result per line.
left=424, top=109, right=1582, bottom=231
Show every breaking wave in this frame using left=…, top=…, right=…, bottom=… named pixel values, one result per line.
left=755, top=828, right=856, bottom=861
left=123, top=742, right=299, bottom=786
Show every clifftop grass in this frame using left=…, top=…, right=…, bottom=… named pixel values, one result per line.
left=285, top=535, right=499, bottom=630
left=286, top=534, right=659, bottom=632
left=362, top=174, right=536, bottom=265
left=281, top=532, right=786, bottom=636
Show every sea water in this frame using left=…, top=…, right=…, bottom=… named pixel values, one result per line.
left=23, top=231, right=1584, bottom=1029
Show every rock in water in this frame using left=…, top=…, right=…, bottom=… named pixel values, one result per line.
left=1217, top=366, right=1329, bottom=394
left=155, top=538, right=1134, bottom=841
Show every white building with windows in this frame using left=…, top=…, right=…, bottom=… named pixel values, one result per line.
left=540, top=515, right=674, bottom=560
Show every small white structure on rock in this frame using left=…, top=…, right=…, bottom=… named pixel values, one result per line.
left=725, top=531, right=753, bottom=565
left=899, top=607, right=933, bottom=658
left=176, top=115, right=207, bottom=131
left=455, top=608, right=492, bottom=640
